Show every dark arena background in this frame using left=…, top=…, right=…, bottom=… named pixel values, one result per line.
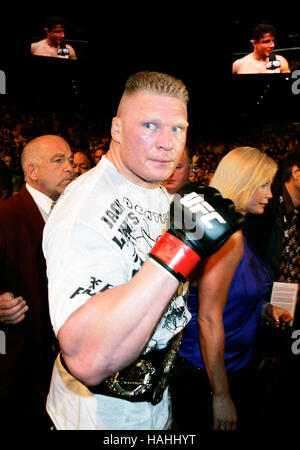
left=1, top=7, right=300, bottom=183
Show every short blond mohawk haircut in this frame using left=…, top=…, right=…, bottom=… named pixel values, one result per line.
left=124, top=71, right=189, bottom=105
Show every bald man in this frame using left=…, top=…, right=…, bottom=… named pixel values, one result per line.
left=0, top=135, right=74, bottom=431
left=163, top=145, right=192, bottom=197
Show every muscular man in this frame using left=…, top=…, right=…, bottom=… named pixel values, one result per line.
left=31, top=16, right=77, bottom=60
left=0, top=135, right=74, bottom=431
left=42, top=71, right=243, bottom=430
left=233, top=23, right=290, bottom=74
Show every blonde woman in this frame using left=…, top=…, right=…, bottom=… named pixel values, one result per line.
left=171, top=147, right=292, bottom=431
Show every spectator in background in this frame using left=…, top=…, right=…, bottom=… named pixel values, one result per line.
left=0, top=158, right=12, bottom=201
left=2, top=150, right=24, bottom=194
left=73, top=151, right=93, bottom=178
left=0, top=135, right=74, bottom=431
left=2, top=153, right=14, bottom=171
left=94, top=147, right=108, bottom=165
left=244, top=148, right=300, bottom=428
left=163, top=145, right=193, bottom=197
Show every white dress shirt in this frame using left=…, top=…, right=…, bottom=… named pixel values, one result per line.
left=26, top=183, right=54, bottom=222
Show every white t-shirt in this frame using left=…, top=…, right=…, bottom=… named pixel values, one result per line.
left=43, top=156, right=190, bottom=430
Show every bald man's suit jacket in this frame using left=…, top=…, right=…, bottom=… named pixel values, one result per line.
left=0, top=186, right=56, bottom=422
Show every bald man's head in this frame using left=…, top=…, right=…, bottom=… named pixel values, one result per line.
left=21, top=135, right=74, bottom=200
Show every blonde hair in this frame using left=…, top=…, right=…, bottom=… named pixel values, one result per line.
left=124, top=71, right=189, bottom=105
left=210, top=146, right=277, bottom=212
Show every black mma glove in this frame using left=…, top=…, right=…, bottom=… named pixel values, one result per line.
left=149, top=183, right=244, bottom=282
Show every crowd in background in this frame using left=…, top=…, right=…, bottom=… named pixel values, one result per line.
left=191, top=121, right=299, bottom=184
left=1, top=104, right=299, bottom=191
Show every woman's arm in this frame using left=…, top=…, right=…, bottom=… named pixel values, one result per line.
left=197, top=230, right=243, bottom=430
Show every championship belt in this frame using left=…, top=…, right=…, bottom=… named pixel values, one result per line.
left=60, top=331, right=182, bottom=405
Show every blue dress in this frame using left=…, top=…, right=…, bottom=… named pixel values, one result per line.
left=179, top=235, right=272, bottom=371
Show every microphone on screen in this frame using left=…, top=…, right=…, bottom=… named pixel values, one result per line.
left=57, top=41, right=70, bottom=57
left=266, top=52, right=281, bottom=70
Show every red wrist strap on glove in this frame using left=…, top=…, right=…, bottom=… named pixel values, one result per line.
left=149, top=232, right=201, bottom=282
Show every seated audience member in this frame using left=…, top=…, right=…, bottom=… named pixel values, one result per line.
left=0, top=135, right=74, bottom=431
left=170, top=146, right=292, bottom=431
left=73, top=151, right=93, bottom=178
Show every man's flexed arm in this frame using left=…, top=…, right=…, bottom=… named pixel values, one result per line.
left=58, top=260, right=179, bottom=386
left=56, top=183, right=244, bottom=387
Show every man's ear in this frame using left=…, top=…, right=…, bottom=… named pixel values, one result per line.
left=111, top=117, right=121, bottom=143
left=26, top=162, right=39, bottom=182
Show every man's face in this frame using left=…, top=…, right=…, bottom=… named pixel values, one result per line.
left=163, top=147, right=191, bottom=194
left=253, top=33, right=275, bottom=58
left=46, top=25, right=65, bottom=46
left=3, top=156, right=13, bottom=170
left=73, top=152, right=92, bottom=178
left=112, top=91, right=188, bottom=188
left=292, top=165, right=300, bottom=194
left=94, top=149, right=106, bottom=165
left=285, top=164, right=300, bottom=208
left=35, top=139, right=74, bottom=200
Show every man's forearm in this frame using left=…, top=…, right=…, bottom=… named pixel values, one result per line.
left=58, top=259, right=179, bottom=386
